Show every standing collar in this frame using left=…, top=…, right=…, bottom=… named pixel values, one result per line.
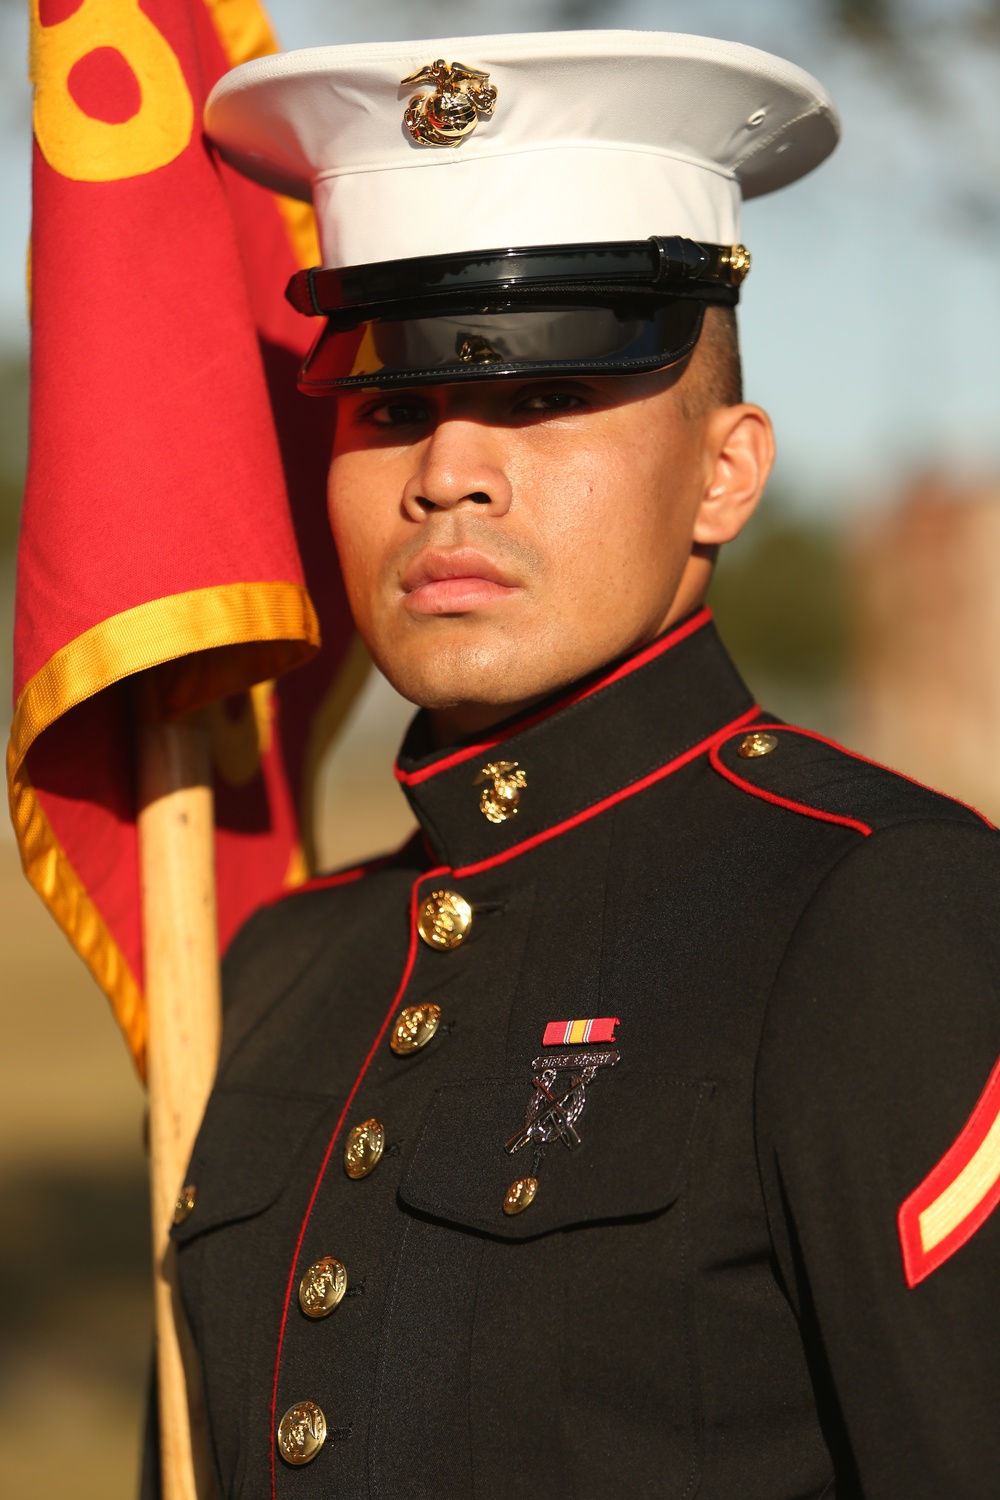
left=395, top=608, right=758, bottom=874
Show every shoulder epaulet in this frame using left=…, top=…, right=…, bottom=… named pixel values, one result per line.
left=709, top=722, right=994, bottom=838
left=270, top=851, right=394, bottom=907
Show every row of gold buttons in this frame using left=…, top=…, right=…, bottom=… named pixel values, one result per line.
left=414, top=888, right=534, bottom=1216
left=276, top=1256, right=350, bottom=1463
left=278, top=990, right=448, bottom=1465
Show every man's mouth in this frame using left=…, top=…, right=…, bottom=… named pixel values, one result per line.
left=400, top=548, right=521, bottom=615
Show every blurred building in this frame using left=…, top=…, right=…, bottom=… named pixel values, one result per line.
left=848, top=474, right=1000, bottom=822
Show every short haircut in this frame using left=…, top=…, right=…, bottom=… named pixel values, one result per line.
left=679, top=304, right=743, bottom=417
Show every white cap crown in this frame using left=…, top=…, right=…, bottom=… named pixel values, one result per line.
left=205, top=30, right=839, bottom=269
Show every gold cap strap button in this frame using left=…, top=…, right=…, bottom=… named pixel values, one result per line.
left=173, top=1184, right=197, bottom=1225
left=277, top=1401, right=327, bottom=1465
left=391, top=1003, right=442, bottom=1055
left=344, top=1118, right=385, bottom=1179
left=298, top=1256, right=347, bottom=1318
left=503, top=1177, right=538, bottom=1216
left=737, top=731, right=778, bottom=759
left=417, top=890, right=472, bottom=950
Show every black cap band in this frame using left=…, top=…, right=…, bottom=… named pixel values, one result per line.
left=285, top=236, right=750, bottom=322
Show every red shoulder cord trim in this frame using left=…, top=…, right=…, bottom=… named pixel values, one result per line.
left=270, top=827, right=432, bottom=906
left=268, top=865, right=449, bottom=1496
left=711, top=722, right=999, bottom=1287
left=710, top=721, right=995, bottom=836
left=709, top=724, right=872, bottom=836
left=270, top=854, right=392, bottom=903
left=898, top=1053, right=1000, bottom=1286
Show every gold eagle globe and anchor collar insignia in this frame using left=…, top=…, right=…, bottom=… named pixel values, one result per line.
left=402, top=60, right=498, bottom=148
left=506, top=1018, right=621, bottom=1155
left=475, top=760, right=527, bottom=823
left=393, top=612, right=758, bottom=870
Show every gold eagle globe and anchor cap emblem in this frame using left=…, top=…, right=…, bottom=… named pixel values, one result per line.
left=402, top=60, right=498, bottom=147
left=475, top=760, right=527, bottom=823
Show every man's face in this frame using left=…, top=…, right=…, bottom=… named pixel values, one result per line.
left=328, top=362, right=769, bottom=736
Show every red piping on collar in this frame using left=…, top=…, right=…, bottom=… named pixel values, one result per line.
left=395, top=606, right=713, bottom=788
left=710, top=722, right=995, bottom=834
left=268, top=865, right=448, bottom=1496
left=451, top=703, right=761, bottom=879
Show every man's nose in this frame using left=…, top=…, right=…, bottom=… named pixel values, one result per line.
left=401, top=418, right=512, bottom=520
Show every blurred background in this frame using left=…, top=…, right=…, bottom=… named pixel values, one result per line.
left=1, top=0, right=998, bottom=1494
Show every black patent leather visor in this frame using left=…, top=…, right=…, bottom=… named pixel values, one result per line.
left=298, top=297, right=706, bottom=393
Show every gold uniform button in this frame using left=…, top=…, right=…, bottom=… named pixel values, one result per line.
left=503, top=1177, right=538, bottom=1216
left=417, top=890, right=472, bottom=950
left=737, top=731, right=779, bottom=759
left=298, top=1256, right=347, bottom=1319
left=391, top=1003, right=442, bottom=1055
left=173, top=1184, right=197, bottom=1225
left=277, top=1400, right=327, bottom=1465
left=344, top=1118, right=385, bottom=1179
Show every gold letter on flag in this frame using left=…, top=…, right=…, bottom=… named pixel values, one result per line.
left=30, top=0, right=194, bottom=182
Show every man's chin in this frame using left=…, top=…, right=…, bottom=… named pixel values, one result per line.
left=368, top=629, right=568, bottom=729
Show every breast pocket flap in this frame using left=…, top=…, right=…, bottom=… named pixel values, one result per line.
left=399, top=1073, right=713, bottom=1241
left=170, top=1088, right=333, bottom=1245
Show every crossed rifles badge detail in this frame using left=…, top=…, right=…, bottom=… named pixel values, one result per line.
left=506, top=1017, right=621, bottom=1155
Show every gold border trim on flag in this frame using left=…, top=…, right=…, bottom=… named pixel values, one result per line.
left=9, top=0, right=330, bottom=1079
left=6, top=579, right=320, bottom=1077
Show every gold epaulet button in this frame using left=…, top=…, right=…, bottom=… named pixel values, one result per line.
left=737, top=731, right=778, bottom=759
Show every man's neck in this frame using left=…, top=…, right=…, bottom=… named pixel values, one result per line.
left=427, top=695, right=546, bottom=749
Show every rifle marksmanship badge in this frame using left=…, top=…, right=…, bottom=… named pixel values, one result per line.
left=505, top=1016, right=620, bottom=1156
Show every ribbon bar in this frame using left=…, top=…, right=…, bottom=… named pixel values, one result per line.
left=542, top=1017, right=620, bottom=1047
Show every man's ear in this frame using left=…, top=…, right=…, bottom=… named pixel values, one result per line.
left=693, top=403, right=775, bottom=546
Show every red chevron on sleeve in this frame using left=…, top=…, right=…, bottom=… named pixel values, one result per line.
left=898, top=1054, right=1000, bottom=1287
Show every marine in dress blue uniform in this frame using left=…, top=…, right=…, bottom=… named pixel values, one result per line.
left=144, top=30, right=1000, bottom=1500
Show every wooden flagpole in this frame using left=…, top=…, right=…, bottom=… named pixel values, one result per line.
left=137, top=699, right=222, bottom=1500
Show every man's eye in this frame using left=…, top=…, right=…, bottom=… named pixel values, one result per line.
left=515, top=390, right=588, bottom=415
left=363, top=399, right=429, bottom=428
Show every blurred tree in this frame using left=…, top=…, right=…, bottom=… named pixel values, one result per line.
left=830, top=0, right=1000, bottom=46
left=827, top=0, right=1000, bottom=232
left=833, top=0, right=896, bottom=44
left=709, top=502, right=848, bottom=690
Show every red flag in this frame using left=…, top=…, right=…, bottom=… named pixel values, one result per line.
left=9, top=0, right=359, bottom=1073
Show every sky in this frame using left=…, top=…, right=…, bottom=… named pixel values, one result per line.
left=1, top=0, right=997, bottom=510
